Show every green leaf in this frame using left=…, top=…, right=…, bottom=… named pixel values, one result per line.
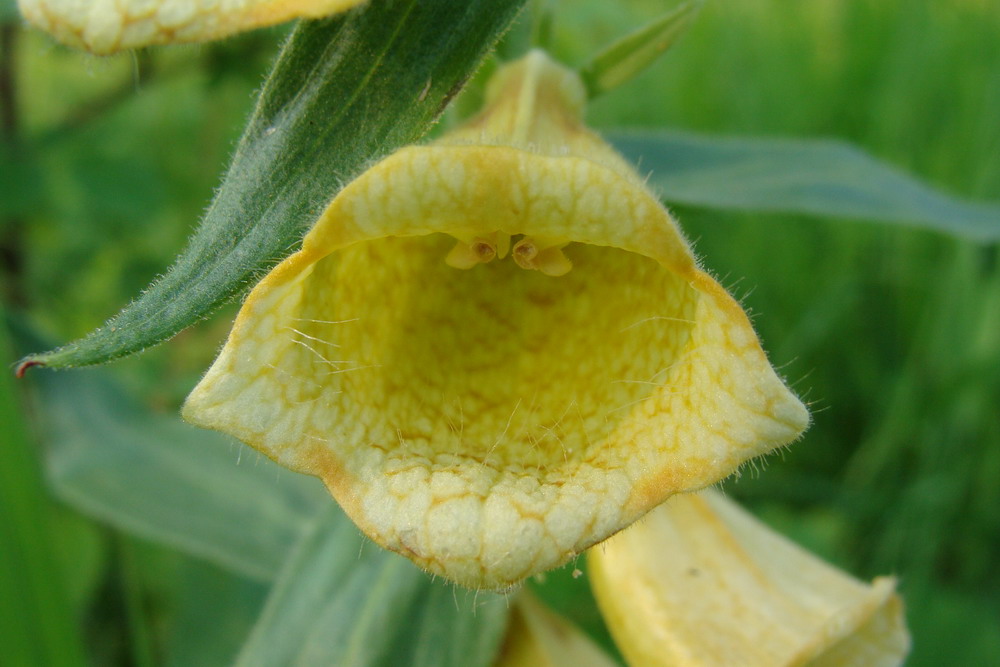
left=610, top=129, right=1000, bottom=240
left=164, top=559, right=269, bottom=667
left=0, top=0, right=18, bottom=21
left=11, top=318, right=326, bottom=580
left=0, top=142, right=45, bottom=219
left=401, top=584, right=511, bottom=667
left=19, top=0, right=526, bottom=373
left=0, top=317, right=89, bottom=667
left=907, top=583, right=1000, bottom=666
left=237, top=508, right=510, bottom=667
left=579, top=1, right=702, bottom=100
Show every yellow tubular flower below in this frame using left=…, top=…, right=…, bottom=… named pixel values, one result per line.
left=183, top=50, right=810, bottom=589
left=589, top=490, right=911, bottom=666
left=17, top=0, right=366, bottom=55
left=494, top=591, right=619, bottom=667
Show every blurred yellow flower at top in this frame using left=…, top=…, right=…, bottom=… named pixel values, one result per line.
left=183, top=50, right=810, bottom=589
left=18, top=0, right=366, bottom=54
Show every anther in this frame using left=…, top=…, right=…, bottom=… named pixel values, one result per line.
left=445, top=232, right=511, bottom=270
left=446, top=239, right=494, bottom=269
left=512, top=236, right=572, bottom=276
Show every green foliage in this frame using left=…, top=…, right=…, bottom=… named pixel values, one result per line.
left=0, top=0, right=16, bottom=21
left=237, top=508, right=509, bottom=667
left=163, top=559, right=269, bottom=666
left=0, top=316, right=89, bottom=666
left=18, top=0, right=527, bottom=371
left=17, top=327, right=325, bottom=580
left=612, top=130, right=1000, bottom=239
left=579, top=1, right=702, bottom=100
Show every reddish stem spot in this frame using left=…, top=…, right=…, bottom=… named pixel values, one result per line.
left=15, top=360, right=44, bottom=378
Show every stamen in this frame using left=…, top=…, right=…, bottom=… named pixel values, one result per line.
left=445, top=232, right=512, bottom=270
left=446, top=236, right=497, bottom=269
left=513, top=238, right=537, bottom=265
left=512, top=236, right=572, bottom=276
left=471, top=240, right=496, bottom=261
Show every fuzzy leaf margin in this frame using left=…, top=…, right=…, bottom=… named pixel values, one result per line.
left=17, top=0, right=527, bottom=374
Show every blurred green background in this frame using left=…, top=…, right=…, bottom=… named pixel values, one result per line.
left=2, top=0, right=998, bottom=664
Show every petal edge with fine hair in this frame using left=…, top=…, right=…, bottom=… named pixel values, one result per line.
left=183, top=51, right=810, bottom=589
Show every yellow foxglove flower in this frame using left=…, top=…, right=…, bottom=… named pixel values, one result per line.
left=494, top=591, right=618, bottom=667
left=17, top=0, right=366, bottom=55
left=589, top=489, right=911, bottom=666
left=183, top=50, right=809, bottom=589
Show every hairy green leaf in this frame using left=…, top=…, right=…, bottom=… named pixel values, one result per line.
left=237, top=508, right=510, bottom=667
left=19, top=0, right=526, bottom=373
left=611, top=130, right=1000, bottom=239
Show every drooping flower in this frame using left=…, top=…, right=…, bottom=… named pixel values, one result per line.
left=492, top=491, right=910, bottom=666
left=183, top=50, right=809, bottom=589
left=494, top=590, right=619, bottom=667
left=589, top=489, right=910, bottom=666
left=17, top=0, right=366, bottom=54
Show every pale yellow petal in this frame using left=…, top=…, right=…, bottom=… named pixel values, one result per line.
left=18, top=0, right=366, bottom=54
left=588, top=490, right=911, bottom=667
left=494, top=591, right=619, bottom=667
left=184, top=52, right=808, bottom=589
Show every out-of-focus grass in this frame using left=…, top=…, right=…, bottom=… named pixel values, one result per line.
left=595, top=1, right=1000, bottom=664
left=4, top=0, right=999, bottom=664
left=547, top=2, right=1000, bottom=663
left=0, top=315, right=97, bottom=666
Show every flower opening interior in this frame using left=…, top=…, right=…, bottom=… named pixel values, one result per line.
left=285, top=233, right=697, bottom=479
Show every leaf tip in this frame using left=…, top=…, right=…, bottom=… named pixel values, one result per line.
left=15, top=359, right=45, bottom=378
left=579, top=0, right=703, bottom=100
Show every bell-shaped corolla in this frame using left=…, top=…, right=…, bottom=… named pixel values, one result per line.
left=183, top=50, right=809, bottom=589
left=589, top=489, right=910, bottom=666
left=18, top=0, right=365, bottom=54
